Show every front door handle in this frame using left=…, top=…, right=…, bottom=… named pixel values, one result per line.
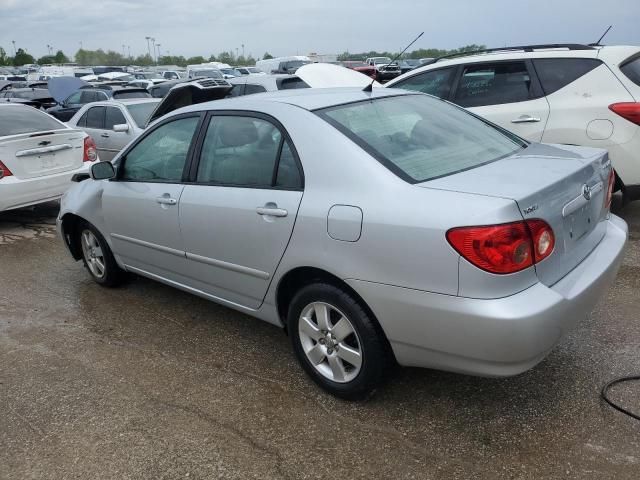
left=101, top=133, right=110, bottom=138
left=256, top=205, right=288, bottom=217
left=156, top=196, right=177, bottom=206
left=511, top=115, right=541, bottom=124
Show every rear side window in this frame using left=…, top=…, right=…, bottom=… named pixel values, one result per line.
left=244, top=84, right=267, bottom=95
left=533, top=58, right=602, bottom=95
left=392, top=67, right=456, bottom=98
left=76, top=111, right=88, bottom=127
left=0, top=105, right=64, bottom=136
left=196, top=115, right=302, bottom=189
left=105, top=107, right=127, bottom=129
left=80, top=90, right=98, bottom=103
left=454, top=62, right=533, bottom=107
left=86, top=106, right=105, bottom=129
left=317, top=94, right=525, bottom=183
left=620, top=55, right=640, bottom=87
left=278, top=78, right=310, bottom=90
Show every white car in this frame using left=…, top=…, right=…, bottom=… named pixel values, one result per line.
left=0, top=104, right=99, bottom=212
left=387, top=44, right=640, bottom=201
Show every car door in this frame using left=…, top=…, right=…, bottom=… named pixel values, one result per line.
left=451, top=61, right=550, bottom=142
left=82, top=106, right=107, bottom=156
left=101, top=106, right=131, bottom=161
left=101, top=114, right=202, bottom=281
left=179, top=113, right=304, bottom=309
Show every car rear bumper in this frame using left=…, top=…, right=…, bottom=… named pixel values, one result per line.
left=347, top=215, right=628, bottom=377
left=0, top=162, right=95, bottom=212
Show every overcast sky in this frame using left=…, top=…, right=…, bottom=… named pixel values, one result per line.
left=1, top=0, right=639, bottom=59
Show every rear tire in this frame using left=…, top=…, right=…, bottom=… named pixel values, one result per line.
left=77, top=221, right=125, bottom=287
left=287, top=283, right=391, bottom=400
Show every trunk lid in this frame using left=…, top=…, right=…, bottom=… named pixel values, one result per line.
left=422, top=143, right=612, bottom=286
left=0, top=129, right=86, bottom=179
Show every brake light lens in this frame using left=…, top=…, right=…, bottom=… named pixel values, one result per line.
left=446, top=219, right=555, bottom=274
left=605, top=169, right=615, bottom=209
left=0, top=160, right=13, bottom=179
left=609, top=102, right=640, bottom=126
left=83, top=136, right=97, bottom=162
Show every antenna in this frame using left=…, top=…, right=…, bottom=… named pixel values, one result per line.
left=363, top=31, right=424, bottom=92
left=592, top=25, right=612, bottom=46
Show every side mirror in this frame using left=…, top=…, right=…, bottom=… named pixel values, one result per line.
left=113, top=123, right=129, bottom=133
left=90, top=161, right=116, bottom=180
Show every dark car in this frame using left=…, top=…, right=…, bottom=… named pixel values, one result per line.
left=0, top=88, right=57, bottom=109
left=46, top=86, right=151, bottom=121
left=148, top=78, right=191, bottom=98
left=398, top=59, right=422, bottom=75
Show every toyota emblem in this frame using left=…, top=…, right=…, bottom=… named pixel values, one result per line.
left=582, top=184, right=592, bottom=201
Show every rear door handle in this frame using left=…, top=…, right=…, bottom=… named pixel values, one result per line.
left=256, top=206, right=288, bottom=217
left=511, top=115, right=541, bottom=124
left=101, top=133, right=110, bottom=138
left=156, top=196, right=177, bottom=205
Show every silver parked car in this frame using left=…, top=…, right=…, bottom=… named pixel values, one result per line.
left=67, top=99, right=160, bottom=161
left=57, top=88, right=627, bottom=399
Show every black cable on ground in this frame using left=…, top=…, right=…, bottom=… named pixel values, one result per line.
left=601, top=376, right=640, bottom=421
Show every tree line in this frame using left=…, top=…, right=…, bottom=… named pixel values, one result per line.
left=0, top=44, right=486, bottom=68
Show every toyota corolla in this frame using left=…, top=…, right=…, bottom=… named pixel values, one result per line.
left=57, top=88, right=627, bottom=399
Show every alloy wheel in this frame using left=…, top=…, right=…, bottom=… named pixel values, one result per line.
left=80, top=229, right=106, bottom=279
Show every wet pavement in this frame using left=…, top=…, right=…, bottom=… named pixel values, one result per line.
left=1, top=200, right=639, bottom=479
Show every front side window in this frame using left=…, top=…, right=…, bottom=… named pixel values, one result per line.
left=66, top=91, right=82, bottom=104
left=533, top=58, right=602, bottom=95
left=80, top=90, right=98, bottom=103
left=105, top=107, right=127, bottom=129
left=196, top=115, right=301, bottom=188
left=85, top=106, right=105, bottom=129
left=392, top=67, right=456, bottom=98
left=454, top=62, right=532, bottom=107
left=121, top=116, right=199, bottom=182
left=317, top=94, right=525, bottom=183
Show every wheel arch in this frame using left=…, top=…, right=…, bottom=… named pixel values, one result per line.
left=60, top=212, right=86, bottom=260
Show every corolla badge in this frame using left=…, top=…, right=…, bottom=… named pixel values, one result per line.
left=582, top=184, right=592, bottom=201
left=38, top=140, right=51, bottom=146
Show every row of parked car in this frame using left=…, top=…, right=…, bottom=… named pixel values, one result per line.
left=1, top=43, right=638, bottom=399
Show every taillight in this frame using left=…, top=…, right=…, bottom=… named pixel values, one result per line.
left=446, top=219, right=555, bottom=274
left=605, top=169, right=615, bottom=209
left=0, top=160, right=13, bottom=179
left=609, top=102, right=640, bottom=126
left=83, top=136, right=97, bottom=162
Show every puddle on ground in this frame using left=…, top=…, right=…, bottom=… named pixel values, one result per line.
left=0, top=202, right=58, bottom=245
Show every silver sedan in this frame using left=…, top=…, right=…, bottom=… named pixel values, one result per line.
left=57, top=88, right=627, bottom=399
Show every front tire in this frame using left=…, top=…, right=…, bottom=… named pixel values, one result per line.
left=287, top=283, right=391, bottom=400
left=78, top=221, right=125, bottom=287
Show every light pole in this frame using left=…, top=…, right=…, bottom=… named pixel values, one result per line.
left=145, top=36, right=152, bottom=62
left=127, top=46, right=131, bottom=58
left=122, top=44, right=126, bottom=57
left=79, top=41, right=83, bottom=50
left=242, top=44, right=245, bottom=58
left=235, top=47, right=239, bottom=61
left=12, top=40, right=16, bottom=56
left=156, top=43, right=161, bottom=61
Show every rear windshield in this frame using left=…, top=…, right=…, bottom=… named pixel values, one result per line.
left=0, top=105, right=64, bottom=137
left=277, top=77, right=310, bottom=90
left=113, top=90, right=152, bottom=99
left=126, top=101, right=160, bottom=128
left=621, top=55, right=640, bottom=87
left=316, top=94, right=526, bottom=183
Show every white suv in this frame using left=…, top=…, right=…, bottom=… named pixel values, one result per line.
left=387, top=44, right=640, bottom=200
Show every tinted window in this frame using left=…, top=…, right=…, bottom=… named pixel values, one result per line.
left=126, top=101, right=160, bottom=128
left=66, top=91, right=82, bottom=104
left=86, top=106, right=105, bottom=129
left=0, top=105, right=64, bottom=136
left=80, top=90, right=99, bottom=103
left=620, top=55, right=640, bottom=87
left=76, top=111, right=88, bottom=127
left=105, top=107, right=127, bottom=129
left=393, top=67, right=456, bottom=98
left=112, top=90, right=151, bottom=99
left=317, top=94, right=525, bottom=183
left=96, top=91, right=109, bottom=100
left=278, top=78, right=310, bottom=90
left=533, top=58, right=602, bottom=95
left=276, top=142, right=302, bottom=189
left=244, top=84, right=267, bottom=95
left=454, top=62, right=532, bottom=107
left=122, top=116, right=199, bottom=182
left=227, top=84, right=244, bottom=97
left=197, top=116, right=294, bottom=188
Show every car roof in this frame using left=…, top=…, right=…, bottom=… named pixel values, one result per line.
left=79, top=98, right=160, bottom=108
left=176, top=86, right=415, bottom=114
